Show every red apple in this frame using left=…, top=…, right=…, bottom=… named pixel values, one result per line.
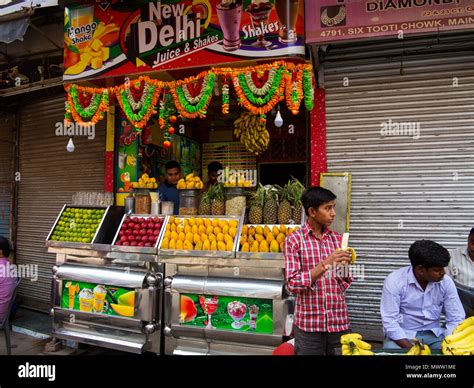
left=123, top=241, right=130, bottom=246
left=153, top=230, right=160, bottom=236
left=140, top=222, right=147, bottom=229
left=115, top=241, right=121, bottom=246
left=152, top=217, right=161, bottom=223
left=121, top=235, right=128, bottom=242
left=125, top=229, right=132, bottom=236
left=134, top=224, right=141, bottom=230
left=133, top=229, right=140, bottom=236
left=147, top=222, right=154, bottom=229
left=128, top=235, right=136, bottom=242
left=135, top=235, right=142, bottom=242
left=130, top=241, right=137, bottom=246
left=132, top=217, right=139, bottom=223
left=138, top=242, right=145, bottom=247
left=139, top=229, right=147, bottom=236
left=128, top=222, right=135, bottom=229
left=144, top=242, right=152, bottom=247
left=147, top=229, right=154, bottom=236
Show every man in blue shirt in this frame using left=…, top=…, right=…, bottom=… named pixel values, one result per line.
left=380, top=240, right=465, bottom=350
left=158, top=160, right=181, bottom=215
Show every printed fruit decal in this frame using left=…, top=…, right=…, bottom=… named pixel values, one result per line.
left=177, top=172, right=204, bottom=190
left=64, top=21, right=120, bottom=75
left=179, top=295, right=198, bottom=323
left=131, top=173, right=158, bottom=189
left=115, top=216, right=164, bottom=247
left=239, top=224, right=300, bottom=253
left=160, top=217, right=238, bottom=251
left=110, top=303, right=134, bottom=317
left=50, top=207, right=105, bottom=243
left=117, top=291, right=135, bottom=307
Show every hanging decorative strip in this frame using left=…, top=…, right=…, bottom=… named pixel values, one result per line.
left=65, top=84, right=109, bottom=126
left=232, top=65, right=285, bottom=116
left=159, top=91, right=177, bottom=148
left=114, top=77, right=162, bottom=129
left=64, top=61, right=316, bottom=126
left=170, top=71, right=216, bottom=119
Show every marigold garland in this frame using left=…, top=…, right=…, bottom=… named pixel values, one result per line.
left=66, top=84, right=109, bottom=126
left=64, top=61, right=316, bottom=126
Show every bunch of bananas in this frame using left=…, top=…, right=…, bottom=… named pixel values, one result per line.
left=442, top=316, right=474, bottom=355
left=340, top=333, right=374, bottom=355
left=406, top=339, right=431, bottom=355
left=234, top=112, right=270, bottom=156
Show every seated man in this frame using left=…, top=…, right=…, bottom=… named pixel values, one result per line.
left=447, top=228, right=474, bottom=317
left=0, top=236, right=16, bottom=323
left=380, top=240, right=465, bottom=350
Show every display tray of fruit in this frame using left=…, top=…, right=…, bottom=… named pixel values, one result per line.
left=157, top=215, right=242, bottom=258
left=111, top=214, right=166, bottom=254
left=46, top=205, right=108, bottom=248
left=236, top=224, right=301, bottom=260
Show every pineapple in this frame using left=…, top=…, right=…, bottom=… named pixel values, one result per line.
left=289, top=178, right=305, bottom=224
left=263, top=186, right=278, bottom=224
left=199, top=190, right=211, bottom=215
left=277, top=182, right=292, bottom=224
left=248, top=184, right=265, bottom=224
left=211, top=183, right=225, bottom=215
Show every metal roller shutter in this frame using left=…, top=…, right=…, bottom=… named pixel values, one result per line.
left=17, top=96, right=106, bottom=311
left=0, top=113, right=13, bottom=239
left=323, top=32, right=474, bottom=339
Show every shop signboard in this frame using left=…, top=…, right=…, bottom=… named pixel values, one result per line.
left=306, top=0, right=474, bottom=44
left=61, top=280, right=136, bottom=318
left=179, top=293, right=273, bottom=334
left=64, top=0, right=305, bottom=81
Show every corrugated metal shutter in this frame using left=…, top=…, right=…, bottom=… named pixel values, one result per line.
left=0, top=113, right=13, bottom=239
left=323, top=32, right=474, bottom=339
left=17, top=96, right=106, bottom=311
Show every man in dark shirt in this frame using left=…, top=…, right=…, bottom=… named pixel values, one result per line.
left=203, top=161, right=223, bottom=193
left=158, top=160, right=181, bottom=215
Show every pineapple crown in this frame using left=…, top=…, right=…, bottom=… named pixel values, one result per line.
left=276, top=181, right=292, bottom=203
left=209, top=183, right=224, bottom=201
left=288, top=177, right=305, bottom=206
left=250, top=183, right=265, bottom=208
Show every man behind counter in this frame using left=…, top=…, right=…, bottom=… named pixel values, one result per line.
left=381, top=240, right=465, bottom=350
left=203, top=161, right=223, bottom=193
left=447, top=228, right=474, bottom=317
left=157, top=160, right=181, bottom=215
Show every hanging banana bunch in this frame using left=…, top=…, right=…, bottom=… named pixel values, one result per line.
left=233, top=112, right=270, bottom=155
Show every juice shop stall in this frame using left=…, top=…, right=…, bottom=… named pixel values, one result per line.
left=48, top=0, right=315, bottom=354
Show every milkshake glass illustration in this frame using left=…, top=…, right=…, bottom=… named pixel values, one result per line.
left=246, top=0, right=273, bottom=48
left=249, top=304, right=259, bottom=330
left=79, top=288, right=94, bottom=312
left=199, top=295, right=219, bottom=329
left=275, top=0, right=299, bottom=43
left=227, top=301, right=247, bottom=329
left=93, top=285, right=107, bottom=313
left=216, top=0, right=243, bottom=51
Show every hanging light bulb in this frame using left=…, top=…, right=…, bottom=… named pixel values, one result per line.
left=66, top=138, right=75, bottom=152
left=274, top=106, right=283, bottom=128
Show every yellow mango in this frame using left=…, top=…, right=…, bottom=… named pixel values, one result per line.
left=226, top=240, right=233, bottom=250
left=202, top=240, right=211, bottom=251
left=170, top=224, right=177, bottom=233
left=206, top=226, right=214, bottom=235
left=161, top=237, right=169, bottom=249
left=280, top=241, right=284, bottom=252
left=239, top=234, right=247, bottom=245
left=272, top=226, right=280, bottom=237
left=218, top=241, right=227, bottom=251
left=64, top=59, right=89, bottom=75
left=248, top=226, right=256, bottom=236
left=169, top=216, right=175, bottom=224
left=259, top=240, right=269, bottom=253
left=255, top=226, right=264, bottom=235
left=182, top=225, right=190, bottom=234
left=224, top=234, right=233, bottom=244
left=193, top=233, right=201, bottom=244
left=164, top=231, right=171, bottom=239
left=211, top=219, right=219, bottom=227
left=204, top=219, right=211, bottom=228
left=229, top=227, right=237, bottom=238
left=186, top=182, right=195, bottom=189
left=280, top=225, right=287, bottom=234
left=198, top=225, right=206, bottom=234
left=208, top=234, right=216, bottom=243
left=270, top=240, right=279, bottom=253
left=216, top=233, right=224, bottom=242
left=229, top=220, right=238, bottom=228
left=241, top=225, right=248, bottom=235
left=210, top=240, right=217, bottom=251
left=189, top=218, right=196, bottom=226
left=250, top=241, right=259, bottom=252
left=213, top=226, right=222, bottom=235
left=195, top=241, right=203, bottom=251
left=185, top=232, right=193, bottom=244
left=176, top=240, right=183, bottom=250
left=276, top=233, right=286, bottom=244
left=263, top=226, right=271, bottom=237
left=170, top=231, right=178, bottom=241
left=266, top=233, right=275, bottom=243
left=177, top=232, right=185, bottom=241
left=242, top=242, right=250, bottom=252
left=196, top=218, right=204, bottom=226
left=184, top=240, right=193, bottom=250
left=191, top=225, right=198, bottom=234
left=255, top=234, right=264, bottom=243
left=222, top=225, right=229, bottom=235
left=248, top=236, right=255, bottom=245
left=169, top=239, right=176, bottom=249
left=200, top=234, right=208, bottom=243
left=218, top=220, right=228, bottom=229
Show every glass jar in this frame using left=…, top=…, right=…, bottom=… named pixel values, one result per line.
left=225, top=187, right=246, bottom=217
left=161, top=201, right=174, bottom=215
left=179, top=189, right=200, bottom=215
left=134, top=189, right=151, bottom=214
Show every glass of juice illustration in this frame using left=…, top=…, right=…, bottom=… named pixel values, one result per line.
left=79, top=288, right=94, bottom=312
left=199, top=295, right=219, bottom=329
left=93, top=285, right=107, bottom=313
left=216, top=0, right=243, bottom=51
left=65, top=282, right=78, bottom=309
left=249, top=304, right=259, bottom=330
left=227, top=301, right=247, bottom=329
left=275, top=0, right=299, bottom=44
left=246, top=0, right=273, bottom=48
left=69, top=5, right=94, bottom=49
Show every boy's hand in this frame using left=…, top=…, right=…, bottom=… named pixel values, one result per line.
left=324, top=249, right=351, bottom=267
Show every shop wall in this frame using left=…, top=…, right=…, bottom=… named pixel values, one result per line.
left=16, top=96, right=106, bottom=311
left=323, top=31, right=474, bottom=339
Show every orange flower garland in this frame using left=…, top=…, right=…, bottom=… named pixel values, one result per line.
left=65, top=84, right=109, bottom=126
